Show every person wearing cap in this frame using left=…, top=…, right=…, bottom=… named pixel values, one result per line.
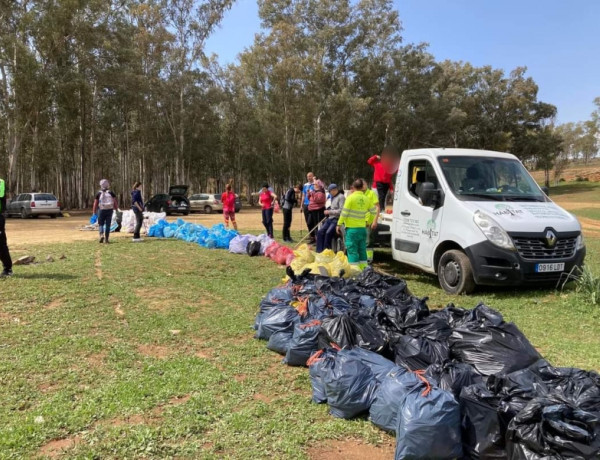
left=0, top=177, right=13, bottom=278
left=92, top=179, right=119, bottom=244
left=316, top=183, right=345, bottom=253
left=259, top=183, right=277, bottom=238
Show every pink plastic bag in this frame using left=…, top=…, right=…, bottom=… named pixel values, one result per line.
left=275, top=246, right=294, bottom=265
left=265, top=241, right=280, bottom=260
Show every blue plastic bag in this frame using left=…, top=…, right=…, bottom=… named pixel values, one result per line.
left=395, top=384, right=463, bottom=459
left=369, top=366, right=421, bottom=432
left=267, top=330, right=294, bottom=355
left=343, top=348, right=396, bottom=383
left=90, top=214, right=98, bottom=224
left=322, top=352, right=379, bottom=419
left=255, top=306, right=300, bottom=340
left=284, top=320, right=321, bottom=366
left=308, top=348, right=338, bottom=404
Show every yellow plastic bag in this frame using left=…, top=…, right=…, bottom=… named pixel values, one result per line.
left=303, top=262, right=332, bottom=277
left=293, top=243, right=314, bottom=264
left=314, top=249, right=336, bottom=265
left=329, top=251, right=352, bottom=278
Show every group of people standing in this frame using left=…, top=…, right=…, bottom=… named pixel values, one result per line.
left=261, top=146, right=399, bottom=269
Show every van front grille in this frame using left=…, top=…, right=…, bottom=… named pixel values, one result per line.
left=513, top=236, right=577, bottom=260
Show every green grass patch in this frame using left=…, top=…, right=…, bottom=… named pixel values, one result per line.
left=572, top=207, right=600, bottom=222
left=1, top=235, right=599, bottom=458
left=548, top=181, right=600, bottom=201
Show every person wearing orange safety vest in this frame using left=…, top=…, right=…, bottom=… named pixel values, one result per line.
left=0, top=178, right=13, bottom=278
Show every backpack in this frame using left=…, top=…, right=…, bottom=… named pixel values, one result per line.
left=247, top=240, right=261, bottom=257
left=99, top=190, right=114, bottom=210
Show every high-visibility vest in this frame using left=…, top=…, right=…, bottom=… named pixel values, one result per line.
left=338, top=191, right=377, bottom=228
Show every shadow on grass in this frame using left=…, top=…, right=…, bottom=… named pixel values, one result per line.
left=373, top=248, right=578, bottom=299
left=549, top=182, right=600, bottom=196
left=14, top=273, right=79, bottom=280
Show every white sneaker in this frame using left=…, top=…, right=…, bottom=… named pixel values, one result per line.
left=132, top=238, right=144, bottom=243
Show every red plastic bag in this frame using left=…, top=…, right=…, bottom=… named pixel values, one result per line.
left=265, top=241, right=281, bottom=259
left=274, top=201, right=281, bottom=213
left=275, top=246, right=294, bottom=265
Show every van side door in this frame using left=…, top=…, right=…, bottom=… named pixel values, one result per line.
left=392, top=157, right=444, bottom=269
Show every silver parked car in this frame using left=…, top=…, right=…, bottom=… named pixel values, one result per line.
left=6, top=193, right=61, bottom=218
left=189, top=193, right=242, bottom=214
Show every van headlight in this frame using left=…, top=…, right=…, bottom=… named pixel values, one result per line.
left=473, top=210, right=516, bottom=251
left=576, top=233, right=585, bottom=250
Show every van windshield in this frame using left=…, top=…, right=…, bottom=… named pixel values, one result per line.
left=438, top=156, right=547, bottom=202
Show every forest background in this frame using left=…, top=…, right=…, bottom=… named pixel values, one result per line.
left=1, top=0, right=599, bottom=208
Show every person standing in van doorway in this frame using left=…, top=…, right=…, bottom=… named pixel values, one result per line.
left=0, top=178, right=13, bottom=278
left=282, top=184, right=300, bottom=242
left=300, top=172, right=315, bottom=230
left=131, top=181, right=144, bottom=242
left=221, top=184, right=238, bottom=231
left=93, top=179, right=118, bottom=244
left=367, top=146, right=399, bottom=211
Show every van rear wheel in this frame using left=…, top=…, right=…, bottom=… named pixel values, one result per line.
left=438, top=249, right=475, bottom=295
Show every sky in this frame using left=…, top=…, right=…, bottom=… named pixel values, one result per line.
left=204, top=0, right=600, bottom=124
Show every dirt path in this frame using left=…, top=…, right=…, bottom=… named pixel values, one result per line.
left=4, top=209, right=299, bottom=248
left=4, top=199, right=598, bottom=249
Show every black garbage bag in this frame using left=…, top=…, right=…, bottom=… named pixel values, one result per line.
left=284, top=320, right=322, bottom=366
left=425, top=362, right=484, bottom=398
left=347, top=309, right=387, bottom=352
left=319, top=315, right=357, bottom=349
left=247, top=240, right=261, bottom=256
left=506, top=393, right=600, bottom=460
left=459, top=383, right=507, bottom=459
left=404, top=310, right=452, bottom=342
left=395, top=383, right=463, bottom=460
left=358, top=295, right=378, bottom=313
left=528, top=359, right=600, bottom=412
left=437, top=303, right=471, bottom=328
left=254, top=287, right=294, bottom=330
left=369, top=366, right=421, bottom=432
left=375, top=296, right=429, bottom=337
left=307, top=348, right=338, bottom=404
left=266, top=330, right=294, bottom=355
left=394, top=335, right=449, bottom=371
left=459, top=368, right=548, bottom=460
left=255, top=305, right=300, bottom=340
left=343, top=348, right=396, bottom=383
left=449, top=304, right=541, bottom=377
left=322, top=351, right=379, bottom=419
left=324, top=294, right=352, bottom=316
left=356, top=267, right=407, bottom=297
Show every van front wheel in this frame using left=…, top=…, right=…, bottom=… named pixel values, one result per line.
left=438, top=249, right=475, bottom=295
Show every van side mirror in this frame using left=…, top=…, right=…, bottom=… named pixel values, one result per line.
left=541, top=186, right=550, bottom=196
left=418, top=182, right=442, bottom=208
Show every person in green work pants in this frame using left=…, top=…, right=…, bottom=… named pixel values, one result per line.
left=336, top=178, right=377, bottom=270
left=0, top=178, right=13, bottom=278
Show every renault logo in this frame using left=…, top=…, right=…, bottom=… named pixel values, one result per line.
left=545, top=230, right=557, bottom=247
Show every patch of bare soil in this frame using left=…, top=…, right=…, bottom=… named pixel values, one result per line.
left=39, top=436, right=81, bottom=458
left=307, top=439, right=396, bottom=460
left=86, top=351, right=108, bottom=368
left=113, top=302, right=125, bottom=317
left=253, top=393, right=273, bottom=404
left=94, top=250, right=102, bottom=280
left=556, top=201, right=600, bottom=210
left=43, top=297, right=64, bottom=310
left=137, top=344, right=173, bottom=359
left=5, top=208, right=275, bottom=246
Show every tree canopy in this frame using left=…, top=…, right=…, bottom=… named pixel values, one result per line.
left=1, top=0, right=598, bottom=206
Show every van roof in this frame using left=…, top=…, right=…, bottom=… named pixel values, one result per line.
left=402, top=148, right=518, bottom=160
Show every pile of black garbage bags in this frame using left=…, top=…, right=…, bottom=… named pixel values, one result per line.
left=254, top=268, right=600, bottom=459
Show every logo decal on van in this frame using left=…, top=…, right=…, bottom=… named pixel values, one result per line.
left=493, top=204, right=524, bottom=218
left=422, top=219, right=439, bottom=238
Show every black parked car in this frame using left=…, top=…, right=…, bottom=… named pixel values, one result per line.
left=145, top=185, right=190, bottom=216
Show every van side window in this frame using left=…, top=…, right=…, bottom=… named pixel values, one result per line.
left=408, top=160, right=439, bottom=198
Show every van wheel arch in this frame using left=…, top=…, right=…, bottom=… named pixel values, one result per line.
left=433, top=241, right=465, bottom=274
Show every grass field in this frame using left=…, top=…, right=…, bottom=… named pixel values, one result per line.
left=1, top=191, right=600, bottom=458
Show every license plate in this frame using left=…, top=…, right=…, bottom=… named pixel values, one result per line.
left=179, top=206, right=187, bottom=210
left=536, top=263, right=565, bottom=273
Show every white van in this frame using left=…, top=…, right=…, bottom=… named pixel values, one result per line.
left=378, top=148, right=586, bottom=294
